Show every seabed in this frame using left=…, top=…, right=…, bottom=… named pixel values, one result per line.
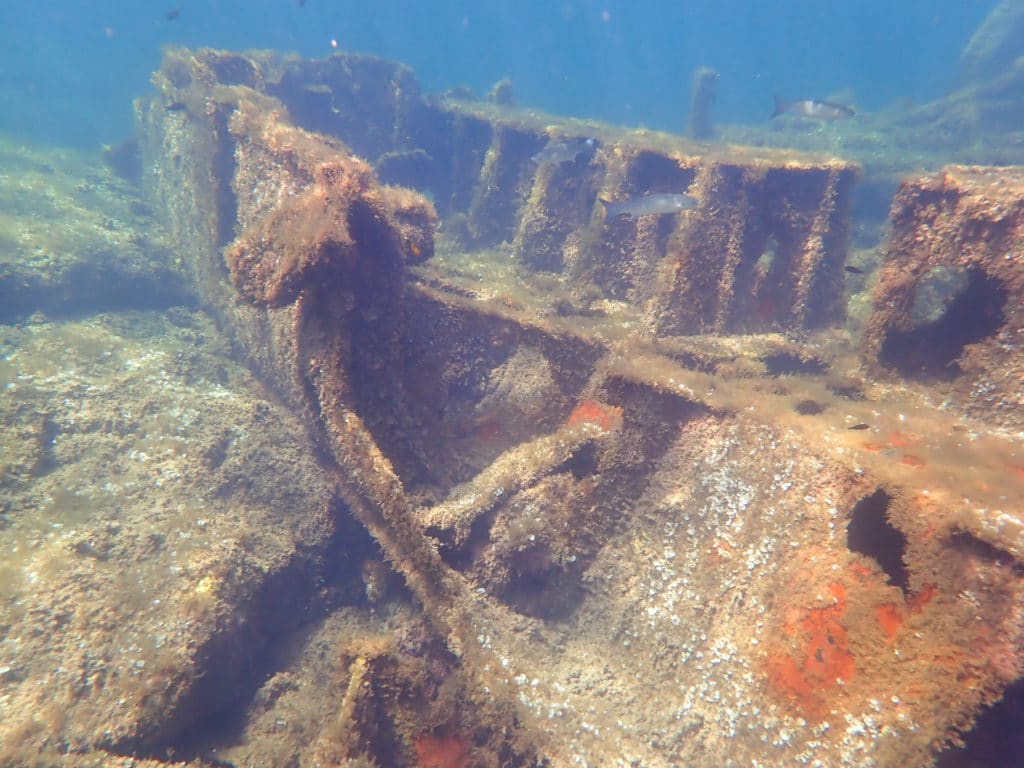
left=1, top=47, right=1023, bottom=768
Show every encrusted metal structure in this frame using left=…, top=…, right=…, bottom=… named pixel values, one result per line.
left=863, top=165, right=1024, bottom=429
left=129, top=48, right=1024, bottom=768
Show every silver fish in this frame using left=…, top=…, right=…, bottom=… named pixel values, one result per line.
left=531, top=136, right=598, bottom=166
left=771, top=96, right=854, bottom=121
left=600, top=193, right=698, bottom=219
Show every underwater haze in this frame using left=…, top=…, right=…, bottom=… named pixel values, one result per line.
left=0, top=0, right=994, bottom=147
left=7, top=0, right=1024, bottom=766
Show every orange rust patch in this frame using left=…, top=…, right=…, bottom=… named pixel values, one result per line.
left=848, top=561, right=873, bottom=582
left=766, top=653, right=817, bottom=712
left=873, top=584, right=935, bottom=642
left=708, top=538, right=736, bottom=564
left=414, top=731, right=469, bottom=768
left=766, top=584, right=855, bottom=718
left=907, top=583, right=937, bottom=613
left=471, top=416, right=504, bottom=444
left=828, top=582, right=847, bottom=605
left=876, top=603, right=904, bottom=639
left=886, top=432, right=920, bottom=448
left=567, top=399, right=624, bottom=431
left=802, top=613, right=854, bottom=680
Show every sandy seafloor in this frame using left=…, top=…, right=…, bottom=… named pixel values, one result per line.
left=0, top=138, right=415, bottom=766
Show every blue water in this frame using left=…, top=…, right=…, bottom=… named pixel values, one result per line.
left=0, top=0, right=994, bottom=148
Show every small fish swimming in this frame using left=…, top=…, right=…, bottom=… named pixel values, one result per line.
left=600, top=193, right=698, bottom=219
left=844, top=265, right=865, bottom=275
left=771, top=96, right=854, bottom=121
left=165, top=9, right=181, bottom=21
left=847, top=423, right=871, bottom=431
left=531, top=136, right=598, bottom=167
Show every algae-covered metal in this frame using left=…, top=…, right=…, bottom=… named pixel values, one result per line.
left=114, top=46, right=1024, bottom=768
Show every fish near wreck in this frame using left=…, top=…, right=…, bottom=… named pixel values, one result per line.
left=531, top=136, right=598, bottom=167
left=600, top=193, right=698, bottom=220
left=771, top=96, right=854, bottom=121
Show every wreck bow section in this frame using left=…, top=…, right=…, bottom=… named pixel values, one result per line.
left=134, top=48, right=1024, bottom=768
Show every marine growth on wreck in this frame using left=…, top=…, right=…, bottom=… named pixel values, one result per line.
left=2, top=8, right=1024, bottom=767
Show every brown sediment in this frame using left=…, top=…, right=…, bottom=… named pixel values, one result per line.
left=111, top=46, right=1024, bottom=768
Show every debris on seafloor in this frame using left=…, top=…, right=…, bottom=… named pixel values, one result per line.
left=4, top=45, right=1023, bottom=768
